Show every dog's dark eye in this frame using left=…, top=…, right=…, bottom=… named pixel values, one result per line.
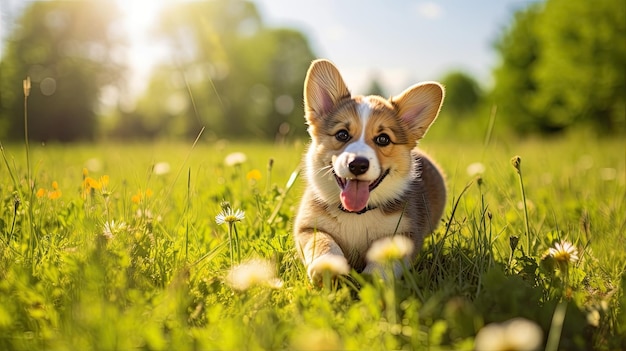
left=375, top=133, right=391, bottom=146
left=335, top=130, right=351, bottom=142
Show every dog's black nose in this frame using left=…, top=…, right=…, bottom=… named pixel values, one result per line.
left=349, top=157, right=369, bottom=176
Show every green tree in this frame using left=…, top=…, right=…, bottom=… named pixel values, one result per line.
left=440, top=71, right=483, bottom=118
left=492, top=0, right=625, bottom=134
left=492, top=4, right=542, bottom=134
left=120, top=0, right=315, bottom=140
left=0, top=1, right=126, bottom=141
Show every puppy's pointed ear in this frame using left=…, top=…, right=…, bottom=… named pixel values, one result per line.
left=304, top=59, right=351, bottom=121
left=391, top=82, right=444, bottom=140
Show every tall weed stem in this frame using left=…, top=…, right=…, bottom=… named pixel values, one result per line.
left=23, top=77, right=37, bottom=267
left=511, top=156, right=531, bottom=252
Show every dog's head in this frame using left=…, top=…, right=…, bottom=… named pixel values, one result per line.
left=303, top=59, right=444, bottom=213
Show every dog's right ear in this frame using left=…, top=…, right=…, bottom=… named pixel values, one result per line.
left=304, top=59, right=351, bottom=121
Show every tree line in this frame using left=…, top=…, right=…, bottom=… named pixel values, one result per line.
left=0, top=0, right=623, bottom=142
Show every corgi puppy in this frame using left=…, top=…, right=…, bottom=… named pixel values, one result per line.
left=294, top=59, right=446, bottom=282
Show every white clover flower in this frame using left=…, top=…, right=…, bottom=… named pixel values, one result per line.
left=474, top=318, right=543, bottom=351
left=548, top=240, right=579, bottom=264
left=215, top=208, right=245, bottom=225
left=226, top=258, right=283, bottom=291
left=466, top=162, right=486, bottom=176
left=224, top=152, right=247, bottom=166
left=153, top=161, right=171, bottom=175
left=366, top=236, right=414, bottom=264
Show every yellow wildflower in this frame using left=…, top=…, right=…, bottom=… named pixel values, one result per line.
left=84, top=177, right=102, bottom=190
left=131, top=189, right=152, bottom=204
left=36, top=182, right=62, bottom=200
left=246, top=169, right=262, bottom=182
left=48, top=189, right=62, bottom=200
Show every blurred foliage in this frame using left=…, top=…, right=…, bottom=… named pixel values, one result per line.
left=440, top=71, right=483, bottom=118
left=365, top=76, right=386, bottom=97
left=0, top=1, right=126, bottom=141
left=1, top=0, right=624, bottom=141
left=109, top=0, right=315, bottom=141
left=492, top=0, right=626, bottom=135
left=0, top=0, right=314, bottom=142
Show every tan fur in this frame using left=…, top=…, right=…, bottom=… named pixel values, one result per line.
left=295, top=59, right=446, bottom=282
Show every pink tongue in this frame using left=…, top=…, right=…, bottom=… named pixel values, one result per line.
left=340, top=180, right=370, bottom=212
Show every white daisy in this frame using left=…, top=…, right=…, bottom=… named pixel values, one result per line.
left=548, top=240, right=579, bottom=263
left=215, top=208, right=245, bottom=225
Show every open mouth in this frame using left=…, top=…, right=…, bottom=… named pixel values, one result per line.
left=334, top=168, right=390, bottom=213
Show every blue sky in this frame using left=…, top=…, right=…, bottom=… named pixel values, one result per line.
left=254, top=0, right=535, bottom=94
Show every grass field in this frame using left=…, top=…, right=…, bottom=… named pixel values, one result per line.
left=0, top=133, right=624, bottom=350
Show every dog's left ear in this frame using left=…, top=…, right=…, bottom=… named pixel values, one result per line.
left=304, top=59, right=351, bottom=122
left=391, top=82, right=444, bottom=140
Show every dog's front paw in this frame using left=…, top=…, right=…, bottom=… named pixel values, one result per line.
left=307, top=254, right=350, bottom=284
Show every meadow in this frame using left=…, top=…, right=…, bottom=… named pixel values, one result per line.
left=0, top=132, right=624, bottom=350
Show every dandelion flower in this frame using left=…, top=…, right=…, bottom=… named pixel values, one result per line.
left=224, top=152, right=247, bottom=166
left=466, top=162, right=485, bottom=176
left=366, top=235, right=414, bottom=263
left=474, top=317, right=543, bottom=351
left=131, top=192, right=142, bottom=204
left=548, top=240, right=579, bottom=263
left=48, top=189, right=62, bottom=200
left=84, top=177, right=102, bottom=190
left=153, top=162, right=171, bottom=175
left=246, top=169, right=262, bottom=182
left=215, top=208, right=245, bottom=225
left=226, top=258, right=283, bottom=291
left=308, top=254, right=350, bottom=278
left=36, top=188, right=46, bottom=198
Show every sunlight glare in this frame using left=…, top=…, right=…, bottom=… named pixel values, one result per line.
left=115, top=0, right=168, bottom=97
